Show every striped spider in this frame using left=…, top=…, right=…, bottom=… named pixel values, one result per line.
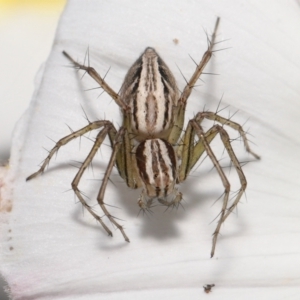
left=27, top=18, right=259, bottom=257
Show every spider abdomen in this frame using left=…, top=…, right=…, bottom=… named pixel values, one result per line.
left=135, top=138, right=177, bottom=199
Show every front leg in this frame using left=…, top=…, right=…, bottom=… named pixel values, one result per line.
left=62, top=51, right=128, bottom=110
left=168, top=17, right=220, bottom=144
left=179, top=17, right=220, bottom=105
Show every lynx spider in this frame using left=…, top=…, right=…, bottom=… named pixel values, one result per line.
left=27, top=18, right=260, bottom=257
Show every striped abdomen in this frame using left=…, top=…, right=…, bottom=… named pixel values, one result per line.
left=135, top=138, right=177, bottom=199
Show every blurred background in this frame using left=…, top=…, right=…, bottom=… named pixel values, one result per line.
left=0, top=0, right=66, bottom=298
left=0, top=0, right=66, bottom=162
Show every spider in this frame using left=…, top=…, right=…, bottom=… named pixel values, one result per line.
left=27, top=17, right=260, bottom=257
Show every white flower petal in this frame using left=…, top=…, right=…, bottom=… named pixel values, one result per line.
left=1, top=1, right=300, bottom=299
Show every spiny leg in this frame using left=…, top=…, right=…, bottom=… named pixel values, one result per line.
left=195, top=111, right=260, bottom=159
left=169, top=17, right=220, bottom=144
left=188, top=120, right=251, bottom=257
left=189, top=121, right=231, bottom=257
left=179, top=17, right=220, bottom=105
left=62, top=51, right=127, bottom=110
left=214, top=126, right=249, bottom=223
left=209, top=125, right=248, bottom=257
left=96, top=127, right=130, bottom=242
left=71, top=125, right=117, bottom=237
left=178, top=124, right=221, bottom=182
left=111, top=123, right=141, bottom=190
left=178, top=110, right=260, bottom=182
left=26, top=120, right=116, bottom=181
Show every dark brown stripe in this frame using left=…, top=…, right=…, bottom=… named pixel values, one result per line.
left=132, top=94, right=139, bottom=131
left=163, top=139, right=177, bottom=180
left=155, top=140, right=170, bottom=197
left=135, top=141, right=149, bottom=183
left=162, top=81, right=170, bottom=128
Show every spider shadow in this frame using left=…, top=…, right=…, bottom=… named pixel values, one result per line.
left=112, top=167, right=223, bottom=243
left=61, top=156, right=222, bottom=245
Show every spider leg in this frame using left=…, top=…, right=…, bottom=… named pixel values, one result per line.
left=71, top=124, right=117, bottom=237
left=198, top=123, right=247, bottom=258
left=178, top=110, right=260, bottom=182
left=96, top=127, right=130, bottom=242
left=112, top=123, right=141, bottom=190
left=62, top=51, right=127, bottom=110
left=178, top=110, right=258, bottom=257
left=178, top=124, right=220, bottom=182
left=186, top=121, right=231, bottom=258
left=169, top=17, right=220, bottom=144
left=179, top=17, right=220, bottom=105
left=195, top=111, right=260, bottom=159
left=26, top=120, right=116, bottom=181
